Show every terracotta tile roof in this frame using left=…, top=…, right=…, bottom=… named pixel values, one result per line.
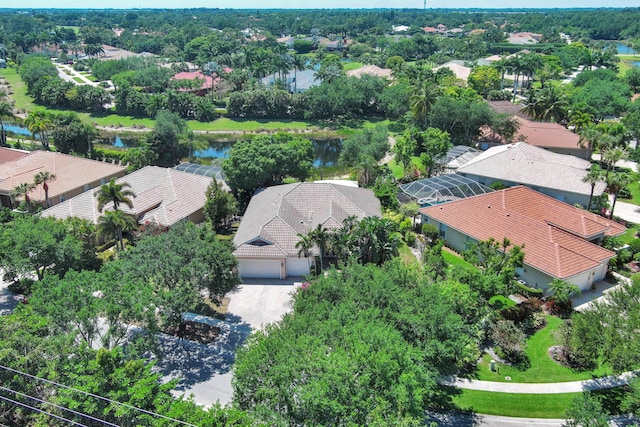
left=420, top=186, right=623, bottom=279
left=42, top=166, right=212, bottom=227
left=233, top=183, right=381, bottom=258
left=0, top=151, right=125, bottom=202
left=0, top=147, right=29, bottom=164
left=457, top=142, right=606, bottom=197
left=514, top=116, right=581, bottom=150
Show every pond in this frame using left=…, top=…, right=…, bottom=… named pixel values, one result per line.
left=616, top=42, right=636, bottom=55
left=3, top=123, right=35, bottom=138
left=106, top=135, right=343, bottom=168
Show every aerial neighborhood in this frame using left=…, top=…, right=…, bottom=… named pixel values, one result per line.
left=2, top=6, right=640, bottom=426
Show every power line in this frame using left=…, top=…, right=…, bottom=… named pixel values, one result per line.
left=0, top=394, right=88, bottom=427
left=0, top=386, right=121, bottom=427
left=0, top=365, right=199, bottom=427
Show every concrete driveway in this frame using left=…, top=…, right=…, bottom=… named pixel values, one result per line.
left=156, top=278, right=300, bottom=407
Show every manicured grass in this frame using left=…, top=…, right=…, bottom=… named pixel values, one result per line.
left=453, top=389, right=578, bottom=418
left=188, top=117, right=312, bottom=131
left=342, top=61, right=363, bottom=71
left=72, top=77, right=84, bottom=84
left=475, top=316, right=611, bottom=383
left=85, top=75, right=98, bottom=82
left=619, top=224, right=639, bottom=245
left=387, top=156, right=425, bottom=180
left=398, top=243, right=419, bottom=266
left=442, top=248, right=473, bottom=269
left=488, top=295, right=516, bottom=310
left=620, top=181, right=640, bottom=207
left=0, top=67, right=35, bottom=112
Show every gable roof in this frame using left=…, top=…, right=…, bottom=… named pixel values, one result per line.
left=420, top=186, right=624, bottom=279
left=233, top=183, right=381, bottom=258
left=42, top=166, right=212, bottom=227
left=514, top=116, right=581, bottom=150
left=434, top=60, right=471, bottom=80
left=457, top=142, right=606, bottom=197
left=0, top=151, right=125, bottom=202
left=346, top=65, right=392, bottom=79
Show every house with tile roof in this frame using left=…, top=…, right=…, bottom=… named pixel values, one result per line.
left=420, top=186, right=625, bottom=291
left=481, top=116, right=587, bottom=159
left=0, top=149, right=125, bottom=209
left=233, top=182, right=381, bottom=279
left=456, top=142, right=605, bottom=207
left=42, top=166, right=212, bottom=227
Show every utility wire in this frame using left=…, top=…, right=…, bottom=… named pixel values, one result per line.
left=0, top=394, right=88, bottom=427
left=0, top=386, right=121, bottom=427
left=0, top=365, right=199, bottom=427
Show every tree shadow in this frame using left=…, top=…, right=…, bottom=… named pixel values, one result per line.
left=150, top=314, right=251, bottom=390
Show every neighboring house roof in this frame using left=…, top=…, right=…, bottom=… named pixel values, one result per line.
left=346, top=64, right=392, bottom=79
left=423, top=26, right=439, bottom=33
left=233, top=183, right=381, bottom=258
left=0, top=147, right=29, bottom=164
left=436, top=145, right=483, bottom=170
left=172, top=71, right=214, bottom=91
left=487, top=100, right=532, bottom=119
left=99, top=45, right=156, bottom=61
left=41, top=166, right=212, bottom=227
left=434, top=60, right=471, bottom=80
left=457, top=142, right=606, bottom=197
left=392, top=25, right=410, bottom=32
left=513, top=116, right=582, bottom=150
left=420, top=186, right=623, bottom=279
left=0, top=151, right=125, bottom=203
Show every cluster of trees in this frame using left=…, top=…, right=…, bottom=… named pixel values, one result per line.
left=222, top=133, right=314, bottom=203
left=18, top=56, right=109, bottom=112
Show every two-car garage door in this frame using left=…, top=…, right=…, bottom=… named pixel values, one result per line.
left=238, top=259, right=282, bottom=279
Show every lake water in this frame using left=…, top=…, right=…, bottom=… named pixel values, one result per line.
left=3, top=123, right=34, bottom=137
left=616, top=42, right=636, bottom=55
left=110, top=135, right=343, bottom=167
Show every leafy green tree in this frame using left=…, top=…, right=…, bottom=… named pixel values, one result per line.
left=467, top=65, right=500, bottom=98
left=222, top=133, right=313, bottom=203
left=428, top=94, right=495, bottom=144
left=149, top=109, right=188, bottom=166
left=563, top=392, right=609, bottom=427
left=204, top=178, right=237, bottom=230
left=463, top=237, right=524, bottom=285
left=51, top=112, right=97, bottom=155
left=352, top=216, right=401, bottom=266
left=122, top=142, right=157, bottom=172
left=339, top=124, right=389, bottom=166
left=0, top=216, right=89, bottom=280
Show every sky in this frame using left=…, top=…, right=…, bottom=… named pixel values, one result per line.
left=15, top=0, right=640, bottom=9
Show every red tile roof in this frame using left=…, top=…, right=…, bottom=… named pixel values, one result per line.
left=0, top=147, right=29, bottom=164
left=514, top=116, right=581, bottom=149
left=420, top=186, right=623, bottom=279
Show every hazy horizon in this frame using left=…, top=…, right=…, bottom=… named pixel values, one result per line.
left=13, top=1, right=640, bottom=10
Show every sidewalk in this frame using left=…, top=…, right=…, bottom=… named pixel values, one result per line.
left=442, top=370, right=637, bottom=394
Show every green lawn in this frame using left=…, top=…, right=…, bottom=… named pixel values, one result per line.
left=442, top=248, right=473, bottom=269
left=342, top=61, right=364, bottom=71
left=475, top=316, right=611, bottom=383
left=398, top=243, right=419, bottom=266
left=488, top=295, right=516, bottom=310
left=453, top=389, right=578, bottom=418
left=189, top=117, right=312, bottom=131
left=619, top=224, right=639, bottom=245
left=387, top=156, right=425, bottom=180
left=620, top=181, right=640, bottom=207
left=72, top=77, right=84, bottom=84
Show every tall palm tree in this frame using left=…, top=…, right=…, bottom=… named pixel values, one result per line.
left=295, top=232, right=315, bottom=272
left=95, top=179, right=136, bottom=213
left=409, top=81, right=441, bottom=128
left=601, top=145, right=628, bottom=180
left=309, top=224, right=331, bottom=271
left=608, top=171, right=634, bottom=219
left=582, top=165, right=604, bottom=211
left=291, top=54, right=307, bottom=93
left=537, top=85, right=568, bottom=123
left=24, top=111, right=52, bottom=150
left=568, top=110, right=594, bottom=135
left=97, top=210, right=136, bottom=252
left=0, top=101, right=13, bottom=147
left=491, top=55, right=509, bottom=91
left=578, top=124, right=604, bottom=161
left=34, top=171, right=56, bottom=208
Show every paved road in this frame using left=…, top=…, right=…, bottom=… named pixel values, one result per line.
left=427, top=412, right=638, bottom=427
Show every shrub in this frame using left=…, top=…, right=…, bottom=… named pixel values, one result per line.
left=514, top=280, right=544, bottom=298
left=491, top=319, right=529, bottom=368
left=8, top=277, right=35, bottom=295
left=404, top=231, right=417, bottom=247
left=486, top=89, right=511, bottom=101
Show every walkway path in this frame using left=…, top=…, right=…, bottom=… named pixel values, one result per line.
left=443, top=370, right=636, bottom=394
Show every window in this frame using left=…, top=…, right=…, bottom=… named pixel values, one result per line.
left=84, top=184, right=91, bottom=192
left=59, top=194, right=66, bottom=203
left=439, top=223, right=447, bottom=239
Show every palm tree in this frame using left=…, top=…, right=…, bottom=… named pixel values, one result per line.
left=10, top=182, right=35, bottom=211
left=95, top=179, right=136, bottom=213
left=582, top=165, right=604, bottom=211
left=0, top=101, right=13, bottom=147
left=547, top=278, right=581, bottom=307
left=309, top=224, right=331, bottom=271
left=568, top=110, right=594, bottom=135
left=291, top=54, right=307, bottom=93
left=537, top=85, right=568, bottom=123
left=24, top=111, right=52, bottom=150
left=491, top=55, right=509, bottom=91
left=353, top=216, right=401, bottom=266
left=608, top=171, right=633, bottom=219
left=295, top=232, right=315, bottom=273
left=601, top=145, right=628, bottom=180
left=97, top=210, right=136, bottom=252
left=34, top=171, right=56, bottom=208
left=578, top=124, right=604, bottom=161
left=409, top=81, right=441, bottom=127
